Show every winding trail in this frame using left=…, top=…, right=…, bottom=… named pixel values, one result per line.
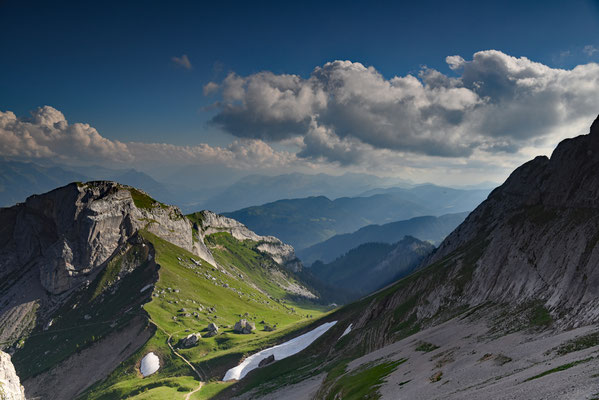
left=184, top=383, right=204, bottom=400
left=148, top=319, right=206, bottom=399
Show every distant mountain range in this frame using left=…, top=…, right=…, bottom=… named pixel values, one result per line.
left=0, top=161, right=88, bottom=207
left=198, top=172, right=412, bottom=212
left=0, top=160, right=173, bottom=207
left=224, top=186, right=490, bottom=250
left=308, top=236, right=434, bottom=300
left=0, top=160, right=217, bottom=211
left=298, top=212, right=469, bottom=264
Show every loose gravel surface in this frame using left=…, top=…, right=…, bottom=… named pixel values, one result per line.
left=347, top=318, right=599, bottom=400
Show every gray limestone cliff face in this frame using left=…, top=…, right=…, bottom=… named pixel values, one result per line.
left=0, top=351, right=25, bottom=400
left=196, top=210, right=303, bottom=272
left=0, top=181, right=194, bottom=294
left=418, top=115, right=599, bottom=326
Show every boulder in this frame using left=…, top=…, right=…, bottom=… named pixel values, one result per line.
left=179, top=333, right=201, bottom=348
left=205, top=323, right=219, bottom=337
left=233, top=319, right=256, bottom=334
left=258, top=354, right=275, bottom=367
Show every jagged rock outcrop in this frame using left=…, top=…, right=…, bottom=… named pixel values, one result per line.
left=0, top=181, right=193, bottom=294
left=179, top=333, right=201, bottom=348
left=194, top=210, right=304, bottom=272
left=204, top=323, right=219, bottom=337
left=233, top=319, right=256, bottom=334
left=0, top=351, right=25, bottom=400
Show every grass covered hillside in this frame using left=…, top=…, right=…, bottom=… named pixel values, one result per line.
left=2, top=181, right=330, bottom=400
left=81, top=228, right=328, bottom=399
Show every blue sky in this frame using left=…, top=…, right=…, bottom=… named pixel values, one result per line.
left=1, top=0, right=599, bottom=184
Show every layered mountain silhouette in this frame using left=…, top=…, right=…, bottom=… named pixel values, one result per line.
left=298, top=212, right=468, bottom=264
left=224, top=187, right=488, bottom=250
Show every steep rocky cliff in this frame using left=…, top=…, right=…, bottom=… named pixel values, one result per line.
left=0, top=351, right=25, bottom=400
left=421, top=114, right=599, bottom=326
left=0, top=181, right=192, bottom=295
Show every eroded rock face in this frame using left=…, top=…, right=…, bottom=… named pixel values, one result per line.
left=418, top=115, right=599, bottom=326
left=1, top=181, right=194, bottom=294
left=0, top=351, right=25, bottom=400
left=196, top=210, right=303, bottom=272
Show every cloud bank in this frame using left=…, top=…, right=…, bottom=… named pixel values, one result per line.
left=0, top=106, right=293, bottom=169
left=2, top=50, right=598, bottom=184
left=0, top=106, right=133, bottom=163
left=207, top=50, right=599, bottom=165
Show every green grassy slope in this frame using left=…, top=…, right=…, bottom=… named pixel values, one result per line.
left=82, top=228, right=328, bottom=399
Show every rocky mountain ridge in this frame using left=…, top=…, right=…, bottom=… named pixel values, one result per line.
left=191, top=210, right=303, bottom=272
left=420, top=114, right=599, bottom=326
left=0, top=181, right=306, bottom=298
left=0, top=181, right=192, bottom=296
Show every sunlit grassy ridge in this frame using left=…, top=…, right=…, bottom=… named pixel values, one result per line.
left=82, top=227, right=328, bottom=399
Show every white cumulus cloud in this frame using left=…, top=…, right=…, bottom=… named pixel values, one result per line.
left=0, top=106, right=133, bottom=163
left=207, top=50, right=599, bottom=165
left=0, top=106, right=294, bottom=170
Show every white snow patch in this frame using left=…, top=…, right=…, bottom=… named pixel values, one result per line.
left=223, top=321, right=337, bottom=381
left=140, top=352, right=160, bottom=377
left=139, top=284, right=153, bottom=293
left=339, top=323, right=352, bottom=339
